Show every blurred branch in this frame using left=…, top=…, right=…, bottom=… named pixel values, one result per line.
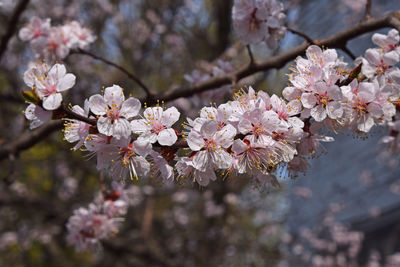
left=157, top=10, right=400, bottom=104
left=246, top=45, right=255, bottom=66
left=0, top=94, right=25, bottom=104
left=287, top=27, right=314, bottom=44
left=0, top=0, right=30, bottom=61
left=72, top=48, right=154, bottom=100
left=364, top=0, right=372, bottom=20
left=0, top=120, right=63, bottom=162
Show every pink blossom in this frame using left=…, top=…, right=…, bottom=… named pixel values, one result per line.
left=232, top=0, right=286, bottom=48
left=24, top=103, right=52, bottom=129
left=131, top=106, right=180, bottom=146
left=187, top=119, right=236, bottom=172
left=89, top=85, right=141, bottom=139
left=34, top=63, right=76, bottom=110
left=64, top=100, right=91, bottom=150
left=19, top=16, right=50, bottom=41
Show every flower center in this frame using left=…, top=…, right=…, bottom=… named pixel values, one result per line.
left=316, top=93, right=330, bottom=107
left=151, top=121, right=164, bottom=134
left=252, top=124, right=264, bottom=137
left=120, top=143, right=135, bottom=165
left=249, top=8, right=261, bottom=32
left=204, top=139, right=217, bottom=151
left=354, top=99, right=368, bottom=115
left=44, top=83, right=57, bottom=95
left=107, top=105, right=121, bottom=122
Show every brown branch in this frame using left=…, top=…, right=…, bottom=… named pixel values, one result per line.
left=0, top=0, right=30, bottom=61
left=0, top=120, right=63, bottom=161
left=71, top=49, right=153, bottom=99
left=0, top=94, right=25, bottom=104
left=287, top=27, right=314, bottom=44
left=155, top=11, right=400, bottom=104
left=246, top=45, right=255, bottom=66
left=61, top=103, right=96, bottom=126
left=363, top=0, right=372, bottom=21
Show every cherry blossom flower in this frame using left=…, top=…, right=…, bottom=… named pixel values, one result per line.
left=89, top=85, right=141, bottom=139
left=342, top=80, right=382, bottom=132
left=68, top=21, right=97, bottom=49
left=108, top=138, right=152, bottom=180
left=66, top=205, right=120, bottom=252
left=231, top=136, right=275, bottom=174
left=64, top=100, right=91, bottom=150
left=372, top=29, right=400, bottom=54
left=24, top=103, right=52, bottom=129
left=187, top=119, right=236, bottom=172
left=18, top=16, right=50, bottom=41
left=34, top=63, right=76, bottom=110
left=238, top=109, right=281, bottom=146
left=232, top=0, right=286, bottom=48
left=131, top=106, right=180, bottom=146
left=147, top=150, right=174, bottom=181
left=301, top=82, right=343, bottom=122
left=175, top=157, right=217, bottom=186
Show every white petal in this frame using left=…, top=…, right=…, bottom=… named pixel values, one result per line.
left=310, top=105, right=327, bottom=122
left=89, top=94, right=107, bottom=115
left=144, top=107, right=163, bottom=121
left=301, top=93, right=317, bottom=109
left=104, top=85, right=124, bottom=107
left=158, top=128, right=177, bottom=146
left=120, top=97, right=141, bottom=119
left=326, top=101, right=343, bottom=119
left=232, top=139, right=247, bottom=154
left=287, top=99, right=302, bottom=115
left=200, top=120, right=218, bottom=138
left=131, top=119, right=151, bottom=134
left=187, top=130, right=205, bottom=151
left=112, top=119, right=131, bottom=139
left=57, top=73, right=76, bottom=92
left=97, top=116, right=113, bottom=136
left=367, top=102, right=383, bottom=118
left=212, top=149, right=233, bottom=169
left=161, top=106, right=180, bottom=126
left=42, top=93, right=62, bottom=110
left=192, top=150, right=209, bottom=171
left=49, top=64, right=66, bottom=80
left=214, top=124, right=236, bottom=148
left=358, top=116, right=375, bottom=132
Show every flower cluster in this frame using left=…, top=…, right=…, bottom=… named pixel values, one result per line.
left=281, top=30, right=400, bottom=174
left=23, top=62, right=76, bottom=129
left=66, top=182, right=130, bottom=252
left=19, top=16, right=96, bottom=61
left=22, top=29, right=400, bottom=186
left=232, top=0, right=286, bottom=48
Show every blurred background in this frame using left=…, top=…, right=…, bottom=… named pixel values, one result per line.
left=1, top=0, right=400, bottom=266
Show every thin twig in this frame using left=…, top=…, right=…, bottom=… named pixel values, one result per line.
left=287, top=27, right=314, bottom=44
left=0, top=0, right=30, bottom=61
left=62, top=104, right=96, bottom=126
left=246, top=45, right=255, bottom=66
left=72, top=48, right=153, bottom=99
left=363, top=0, right=372, bottom=21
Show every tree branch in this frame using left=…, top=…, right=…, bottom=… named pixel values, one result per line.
left=363, top=0, right=372, bottom=21
left=72, top=48, right=153, bottom=99
left=287, top=27, right=314, bottom=44
left=156, top=11, right=400, bottom=104
left=0, top=0, right=30, bottom=61
left=0, top=120, right=63, bottom=161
